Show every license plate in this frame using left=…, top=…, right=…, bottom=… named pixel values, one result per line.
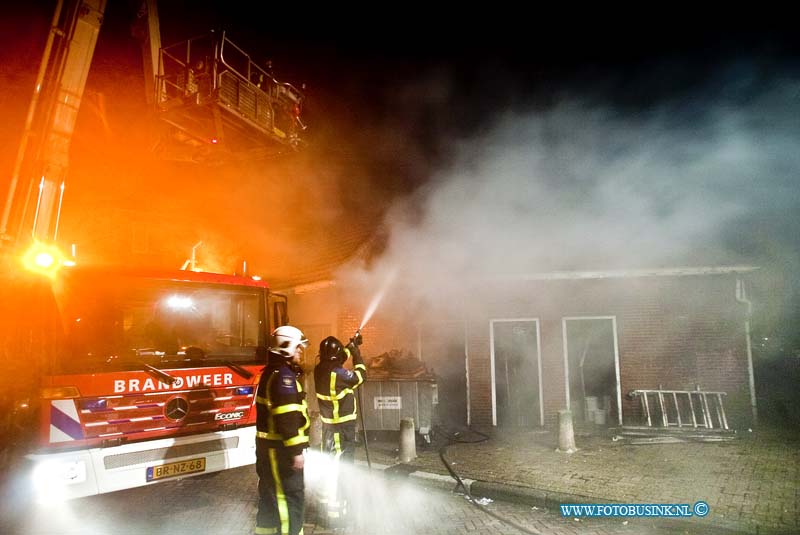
left=146, top=457, right=206, bottom=482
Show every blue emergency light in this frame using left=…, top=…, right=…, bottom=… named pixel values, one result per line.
left=79, top=398, right=108, bottom=411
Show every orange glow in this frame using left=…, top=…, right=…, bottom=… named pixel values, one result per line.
left=48, top=69, right=333, bottom=281
left=22, top=241, right=66, bottom=278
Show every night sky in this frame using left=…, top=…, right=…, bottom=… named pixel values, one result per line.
left=2, top=4, right=800, bottom=337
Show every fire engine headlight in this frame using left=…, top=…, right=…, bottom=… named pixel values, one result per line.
left=31, top=459, right=87, bottom=502
left=21, top=241, right=66, bottom=278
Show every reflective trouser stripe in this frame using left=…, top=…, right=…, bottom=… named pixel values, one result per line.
left=255, top=528, right=277, bottom=534
left=326, top=431, right=343, bottom=521
left=268, top=448, right=290, bottom=535
left=285, top=435, right=309, bottom=447
left=272, top=403, right=305, bottom=415
left=257, top=432, right=309, bottom=448
left=320, top=412, right=357, bottom=424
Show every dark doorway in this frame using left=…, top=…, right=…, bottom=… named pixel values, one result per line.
left=420, top=322, right=467, bottom=431
left=491, top=319, right=542, bottom=427
left=563, top=317, right=620, bottom=427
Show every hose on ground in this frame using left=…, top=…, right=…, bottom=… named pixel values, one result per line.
left=436, top=426, right=543, bottom=535
left=357, top=388, right=371, bottom=470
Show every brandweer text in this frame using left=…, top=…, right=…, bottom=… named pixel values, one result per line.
left=114, top=373, right=234, bottom=393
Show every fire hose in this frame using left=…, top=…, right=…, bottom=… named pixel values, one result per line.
left=350, top=330, right=372, bottom=470
left=357, top=388, right=371, bottom=470
left=437, top=426, right=543, bottom=535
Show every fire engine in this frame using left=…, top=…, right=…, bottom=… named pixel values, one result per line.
left=0, top=0, right=304, bottom=501
left=1, top=265, right=288, bottom=501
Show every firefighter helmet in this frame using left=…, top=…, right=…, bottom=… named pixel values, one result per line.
left=271, top=325, right=308, bottom=358
left=319, top=336, right=346, bottom=363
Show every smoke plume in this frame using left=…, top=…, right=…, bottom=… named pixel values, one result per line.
left=339, top=59, right=800, bottom=320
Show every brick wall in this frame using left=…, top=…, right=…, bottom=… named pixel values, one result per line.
left=466, top=321, right=492, bottom=426
left=337, top=304, right=415, bottom=361
left=292, top=273, right=754, bottom=430
left=463, top=275, right=751, bottom=428
left=615, top=277, right=749, bottom=425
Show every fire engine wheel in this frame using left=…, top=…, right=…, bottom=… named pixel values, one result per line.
left=0, top=442, right=27, bottom=480
left=0, top=427, right=28, bottom=501
left=0, top=417, right=14, bottom=473
left=0, top=444, right=9, bottom=474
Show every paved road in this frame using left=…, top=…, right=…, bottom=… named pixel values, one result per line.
left=2, top=461, right=727, bottom=535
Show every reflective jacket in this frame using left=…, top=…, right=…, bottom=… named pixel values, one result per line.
left=314, top=347, right=367, bottom=427
left=256, top=351, right=310, bottom=455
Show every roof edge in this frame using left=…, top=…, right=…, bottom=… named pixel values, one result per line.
left=489, top=265, right=761, bottom=282
left=277, top=279, right=336, bottom=294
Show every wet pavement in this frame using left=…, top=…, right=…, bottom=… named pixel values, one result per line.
left=359, top=425, right=799, bottom=535
left=0, top=458, right=735, bottom=535
left=1, top=426, right=796, bottom=534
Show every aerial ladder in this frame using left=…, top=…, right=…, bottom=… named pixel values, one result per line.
left=0, top=0, right=107, bottom=455
left=1, top=0, right=306, bottom=265
left=0, top=0, right=106, bottom=265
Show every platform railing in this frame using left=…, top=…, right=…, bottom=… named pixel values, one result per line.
left=155, top=31, right=304, bottom=148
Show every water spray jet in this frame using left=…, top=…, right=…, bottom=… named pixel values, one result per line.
left=358, top=267, right=397, bottom=330
left=352, top=268, right=397, bottom=471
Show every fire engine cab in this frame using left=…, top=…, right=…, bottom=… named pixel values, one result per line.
left=2, top=265, right=288, bottom=501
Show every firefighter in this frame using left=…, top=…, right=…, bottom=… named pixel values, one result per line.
left=313, top=332, right=366, bottom=529
left=255, top=325, right=310, bottom=535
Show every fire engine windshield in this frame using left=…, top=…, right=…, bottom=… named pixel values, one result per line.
left=52, top=274, right=265, bottom=374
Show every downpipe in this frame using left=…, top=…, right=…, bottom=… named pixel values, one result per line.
left=735, top=278, right=758, bottom=425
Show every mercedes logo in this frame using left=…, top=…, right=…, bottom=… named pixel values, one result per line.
left=165, top=396, right=189, bottom=421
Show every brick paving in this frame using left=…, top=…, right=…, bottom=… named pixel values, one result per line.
left=357, top=427, right=799, bottom=534
left=3, top=463, right=737, bottom=535
left=1, top=427, right=795, bottom=534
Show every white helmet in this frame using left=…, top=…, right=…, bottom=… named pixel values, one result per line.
left=271, top=325, right=309, bottom=357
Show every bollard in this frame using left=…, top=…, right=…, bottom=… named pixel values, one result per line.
left=558, top=409, right=577, bottom=453
left=399, top=417, right=417, bottom=462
